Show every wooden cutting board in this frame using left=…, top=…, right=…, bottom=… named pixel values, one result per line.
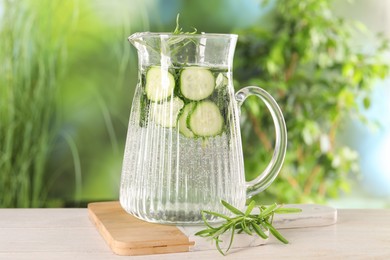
left=88, top=201, right=337, bottom=256
left=88, top=202, right=194, bottom=256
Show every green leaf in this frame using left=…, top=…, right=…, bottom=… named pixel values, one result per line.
left=194, top=228, right=215, bottom=237
left=201, top=210, right=231, bottom=220
left=221, top=200, right=245, bottom=216
left=215, top=238, right=225, bottom=256
left=363, top=96, right=371, bottom=109
left=342, top=63, right=354, bottom=77
left=212, top=223, right=234, bottom=238
left=251, top=222, right=268, bottom=239
left=259, top=203, right=278, bottom=218
left=241, top=220, right=253, bottom=236
left=245, top=200, right=256, bottom=216
left=226, top=224, right=235, bottom=253
left=173, top=13, right=182, bottom=34
left=200, top=211, right=216, bottom=230
left=263, top=222, right=289, bottom=244
left=274, top=207, right=303, bottom=214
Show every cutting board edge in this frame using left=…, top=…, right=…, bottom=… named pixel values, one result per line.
left=88, top=202, right=194, bottom=255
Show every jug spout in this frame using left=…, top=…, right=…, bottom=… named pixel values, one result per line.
left=127, top=32, right=238, bottom=68
left=127, top=32, right=148, bottom=49
left=127, top=32, right=142, bottom=43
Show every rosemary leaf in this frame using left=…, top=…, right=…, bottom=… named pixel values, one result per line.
left=251, top=222, right=268, bottom=239
left=221, top=200, right=245, bottom=216
left=216, top=238, right=225, bottom=256
left=274, top=207, right=303, bottom=214
left=201, top=211, right=215, bottom=230
left=226, top=223, right=235, bottom=253
left=194, top=228, right=215, bottom=237
left=263, top=222, right=289, bottom=244
left=259, top=203, right=278, bottom=218
left=241, top=219, right=253, bottom=235
left=245, top=200, right=256, bottom=216
left=201, top=210, right=232, bottom=220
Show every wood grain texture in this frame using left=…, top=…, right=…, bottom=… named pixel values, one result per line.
left=1, top=208, right=390, bottom=259
left=88, top=201, right=194, bottom=256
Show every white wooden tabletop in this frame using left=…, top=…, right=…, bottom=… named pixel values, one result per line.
left=0, top=208, right=389, bottom=259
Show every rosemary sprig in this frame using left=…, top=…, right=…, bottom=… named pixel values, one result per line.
left=195, top=200, right=302, bottom=255
left=173, top=13, right=197, bottom=35
left=131, top=14, right=197, bottom=59
left=164, top=14, right=198, bottom=56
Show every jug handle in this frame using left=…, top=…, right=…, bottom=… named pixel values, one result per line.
left=235, top=86, right=287, bottom=198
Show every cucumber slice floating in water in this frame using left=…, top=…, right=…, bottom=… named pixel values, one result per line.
left=180, top=67, right=215, bottom=101
left=215, top=72, right=228, bottom=89
left=189, top=101, right=224, bottom=137
left=145, top=66, right=175, bottom=102
left=178, top=103, right=196, bottom=138
left=151, top=97, right=184, bottom=127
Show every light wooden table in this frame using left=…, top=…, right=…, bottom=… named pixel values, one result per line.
left=0, top=208, right=389, bottom=259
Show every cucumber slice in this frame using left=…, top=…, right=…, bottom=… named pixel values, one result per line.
left=180, top=67, right=215, bottom=101
left=188, top=101, right=224, bottom=137
left=215, top=73, right=228, bottom=89
left=178, top=103, right=196, bottom=138
left=145, top=66, right=175, bottom=102
left=151, top=97, right=184, bottom=127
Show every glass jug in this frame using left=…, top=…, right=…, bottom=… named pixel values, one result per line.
left=120, top=32, right=287, bottom=224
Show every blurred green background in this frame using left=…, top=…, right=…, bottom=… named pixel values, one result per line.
left=1, top=0, right=389, bottom=208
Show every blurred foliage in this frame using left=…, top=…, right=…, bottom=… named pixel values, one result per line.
left=234, top=0, right=389, bottom=203
left=44, top=0, right=155, bottom=205
left=0, top=0, right=78, bottom=207
left=0, top=0, right=153, bottom=207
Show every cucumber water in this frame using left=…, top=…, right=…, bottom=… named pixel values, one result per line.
left=121, top=65, right=245, bottom=223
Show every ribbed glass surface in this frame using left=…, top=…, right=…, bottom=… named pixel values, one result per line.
left=120, top=68, right=246, bottom=224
